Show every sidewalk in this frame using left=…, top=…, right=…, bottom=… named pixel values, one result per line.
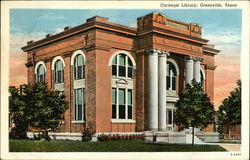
left=218, top=143, right=241, bottom=152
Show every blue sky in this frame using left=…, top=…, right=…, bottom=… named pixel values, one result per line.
left=10, top=9, right=241, bottom=35
left=9, top=9, right=242, bottom=107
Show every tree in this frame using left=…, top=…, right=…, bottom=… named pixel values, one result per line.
left=174, top=80, right=215, bottom=146
left=9, top=83, right=68, bottom=140
left=9, top=86, right=30, bottom=138
left=217, top=80, right=241, bottom=137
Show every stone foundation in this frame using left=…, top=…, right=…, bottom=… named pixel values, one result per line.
left=195, top=132, right=219, bottom=142
left=145, top=131, right=186, bottom=144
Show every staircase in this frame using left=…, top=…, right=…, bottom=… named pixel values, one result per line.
left=186, top=133, right=205, bottom=144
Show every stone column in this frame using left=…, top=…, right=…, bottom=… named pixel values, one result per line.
left=147, top=49, right=159, bottom=131
left=193, top=58, right=202, bottom=83
left=158, top=50, right=169, bottom=131
left=185, top=56, right=194, bottom=84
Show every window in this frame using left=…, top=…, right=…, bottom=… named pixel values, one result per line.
left=110, top=52, right=135, bottom=122
left=166, top=62, right=177, bottom=91
left=112, top=88, right=133, bottom=120
left=112, top=54, right=133, bottom=78
left=74, top=54, right=85, bottom=80
left=54, top=60, right=64, bottom=83
left=37, top=64, right=45, bottom=84
left=74, top=88, right=85, bottom=121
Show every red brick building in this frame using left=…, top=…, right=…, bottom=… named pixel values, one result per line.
left=22, top=12, right=220, bottom=134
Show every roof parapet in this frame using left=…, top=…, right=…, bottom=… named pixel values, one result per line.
left=87, top=16, right=109, bottom=23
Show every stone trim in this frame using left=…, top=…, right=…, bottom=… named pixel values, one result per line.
left=51, top=56, right=66, bottom=70
left=34, top=61, right=47, bottom=74
left=111, top=119, right=136, bottom=124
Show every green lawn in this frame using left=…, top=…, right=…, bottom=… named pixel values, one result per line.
left=10, top=139, right=226, bottom=152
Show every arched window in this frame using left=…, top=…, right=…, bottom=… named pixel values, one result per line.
left=110, top=52, right=135, bottom=121
left=167, top=62, right=177, bottom=91
left=74, top=54, right=85, bottom=80
left=112, top=54, right=133, bottom=78
left=37, top=64, right=45, bottom=84
left=54, top=60, right=64, bottom=83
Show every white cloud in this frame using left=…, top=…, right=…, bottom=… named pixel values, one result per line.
left=203, top=27, right=241, bottom=57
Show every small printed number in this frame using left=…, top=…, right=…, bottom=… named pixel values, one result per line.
left=230, top=153, right=241, bottom=156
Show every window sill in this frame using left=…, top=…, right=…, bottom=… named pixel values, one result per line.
left=111, top=119, right=136, bottom=124
left=72, top=121, right=85, bottom=124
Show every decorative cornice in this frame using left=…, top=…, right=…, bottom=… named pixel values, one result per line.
left=206, top=65, right=217, bottom=70
left=44, top=57, right=52, bottom=63
left=185, top=56, right=203, bottom=62
left=193, top=57, right=203, bottom=62
left=25, top=62, right=33, bottom=67
left=145, top=48, right=170, bottom=56
left=184, top=56, right=194, bottom=61
left=63, top=52, right=72, bottom=58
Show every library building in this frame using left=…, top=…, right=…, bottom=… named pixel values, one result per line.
left=22, top=12, right=220, bottom=142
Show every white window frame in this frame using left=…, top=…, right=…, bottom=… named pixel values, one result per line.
left=112, top=54, right=133, bottom=79
left=110, top=51, right=136, bottom=124
left=54, top=60, right=64, bottom=84
left=72, top=88, right=85, bottom=123
left=35, top=61, right=46, bottom=83
left=167, top=61, right=177, bottom=91
left=111, top=88, right=134, bottom=122
left=71, top=50, right=86, bottom=123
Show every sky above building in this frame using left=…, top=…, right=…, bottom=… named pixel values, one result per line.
left=9, top=9, right=241, bottom=107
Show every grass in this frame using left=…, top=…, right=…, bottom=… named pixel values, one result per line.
left=10, top=139, right=226, bottom=152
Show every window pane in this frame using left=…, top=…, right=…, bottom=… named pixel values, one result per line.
left=119, top=89, right=125, bottom=105
left=128, top=67, right=133, bottom=78
left=172, top=77, right=176, bottom=90
left=119, top=54, right=126, bottom=66
left=77, top=66, right=82, bottom=79
left=112, top=105, right=116, bottom=119
left=58, top=71, right=62, bottom=83
left=57, top=61, right=63, bottom=70
left=83, top=89, right=86, bottom=105
left=167, top=76, right=170, bottom=90
left=119, top=105, right=125, bottom=119
left=119, top=66, right=126, bottom=77
left=112, top=65, right=117, bottom=76
left=128, top=105, right=132, bottom=119
left=112, top=88, right=116, bottom=104
left=112, top=56, right=117, bottom=65
left=77, top=89, right=83, bottom=105
left=128, top=58, right=133, bottom=67
left=128, top=89, right=132, bottom=105
left=38, top=65, right=45, bottom=75
left=78, top=104, right=82, bottom=121
left=74, top=89, right=77, bottom=120
left=77, top=55, right=83, bottom=66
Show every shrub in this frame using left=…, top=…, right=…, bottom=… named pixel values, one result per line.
left=82, top=127, right=94, bottom=141
left=97, top=134, right=144, bottom=142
